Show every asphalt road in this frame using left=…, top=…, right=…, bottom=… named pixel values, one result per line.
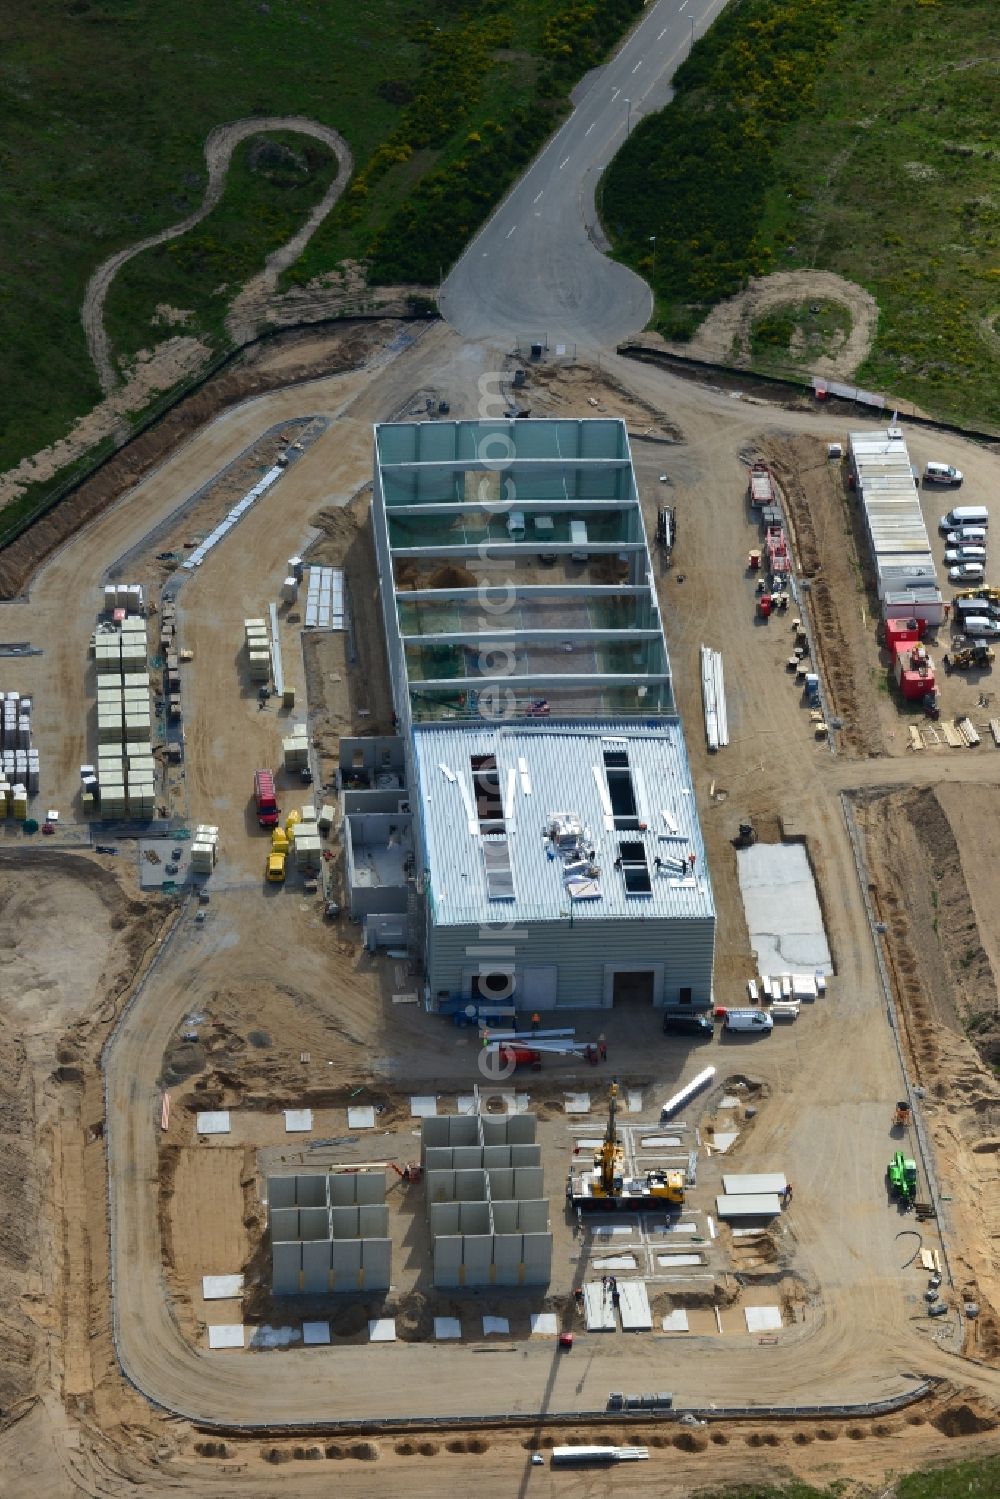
left=439, top=0, right=732, bottom=351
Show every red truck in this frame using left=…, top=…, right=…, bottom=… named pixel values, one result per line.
left=253, top=769, right=279, bottom=828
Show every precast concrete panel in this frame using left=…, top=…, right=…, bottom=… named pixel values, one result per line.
left=452, top=1145, right=484, bottom=1170
left=426, top=1169, right=457, bottom=1205
left=330, top=1239, right=362, bottom=1289
left=463, top=1234, right=494, bottom=1285
left=511, top=1144, right=541, bottom=1168
left=522, top=1232, right=553, bottom=1285
left=269, top=1207, right=300, bottom=1243
left=492, top=1201, right=518, bottom=1234
left=296, top=1174, right=328, bottom=1207
left=329, top=1206, right=361, bottom=1240
left=448, top=1117, right=479, bottom=1147
left=506, top=1115, right=537, bottom=1145
left=430, top=1202, right=460, bottom=1239
left=493, top=1234, right=523, bottom=1287
left=488, top=1167, right=515, bottom=1200
left=483, top=1145, right=512, bottom=1169
left=357, top=1172, right=386, bottom=1205
left=424, top=1147, right=455, bottom=1174
left=358, top=1204, right=389, bottom=1238
left=513, top=1167, right=545, bottom=1201
left=300, top=1206, right=331, bottom=1242
left=458, top=1202, right=491, bottom=1235
left=328, top=1175, right=357, bottom=1207
left=481, top=1118, right=508, bottom=1147
left=302, top=1239, right=332, bottom=1294
left=361, top=1238, right=391, bottom=1291
left=272, top=1240, right=302, bottom=1295
left=518, top=1200, right=549, bottom=1232
left=421, top=1117, right=450, bottom=1160
left=268, top=1176, right=295, bottom=1209
left=434, top=1237, right=463, bottom=1288
left=456, top=1169, right=487, bottom=1202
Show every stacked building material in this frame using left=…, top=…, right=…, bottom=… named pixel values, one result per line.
left=1, top=690, right=40, bottom=805
left=91, top=586, right=154, bottom=817
left=282, top=721, right=309, bottom=772
left=190, top=824, right=219, bottom=873
left=245, top=617, right=271, bottom=683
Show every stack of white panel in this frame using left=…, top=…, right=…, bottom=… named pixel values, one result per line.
left=295, top=832, right=322, bottom=870
left=282, top=721, right=309, bottom=770
left=304, top=567, right=345, bottom=630
left=191, top=824, right=219, bottom=873
left=245, top=618, right=271, bottom=682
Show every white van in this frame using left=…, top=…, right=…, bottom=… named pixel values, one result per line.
left=570, top=520, right=588, bottom=562
left=722, top=1008, right=773, bottom=1035
left=940, top=505, right=988, bottom=531
left=944, top=526, right=987, bottom=546
left=960, top=616, right=1000, bottom=638
left=925, top=461, right=963, bottom=486
left=944, top=546, right=987, bottom=565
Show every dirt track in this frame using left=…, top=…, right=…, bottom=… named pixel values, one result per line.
left=82, top=116, right=353, bottom=393
left=3, top=330, right=1000, bottom=1489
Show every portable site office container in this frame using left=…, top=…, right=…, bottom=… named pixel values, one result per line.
left=569, top=520, right=588, bottom=561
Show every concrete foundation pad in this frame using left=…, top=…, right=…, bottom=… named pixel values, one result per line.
left=641, top=1135, right=681, bottom=1148
left=713, top=1131, right=739, bottom=1152
left=284, top=1109, right=313, bottom=1132
left=594, top=1254, right=637, bottom=1271
left=583, top=1283, right=617, bottom=1332
left=433, top=1317, right=462, bottom=1340
left=737, top=842, right=833, bottom=976
left=626, top=1090, right=643, bottom=1113
left=564, top=1093, right=591, bottom=1113
left=410, top=1095, right=438, bottom=1118
left=347, top=1106, right=376, bottom=1129
left=745, top=1306, right=782, bottom=1332
left=250, top=1325, right=300, bottom=1348
left=303, top=1321, right=331, bottom=1345
left=208, top=1324, right=244, bottom=1349
left=202, top=1274, right=243, bottom=1300
left=368, top=1318, right=396, bottom=1342
left=592, top=1220, right=638, bottom=1239
left=662, top=1309, right=690, bottom=1332
left=530, top=1313, right=558, bottom=1337
left=618, top=1281, right=652, bottom=1331
left=656, top=1253, right=703, bottom=1268
left=482, top=1316, right=509, bottom=1336
left=457, top=1096, right=478, bottom=1115
left=196, top=1111, right=230, bottom=1135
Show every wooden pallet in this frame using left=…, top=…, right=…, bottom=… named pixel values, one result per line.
left=941, top=720, right=966, bottom=749
left=907, top=726, right=924, bottom=752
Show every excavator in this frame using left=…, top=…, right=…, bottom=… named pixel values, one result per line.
left=944, top=642, right=994, bottom=671
left=570, top=1083, right=685, bottom=1213
left=887, top=1150, right=917, bottom=1208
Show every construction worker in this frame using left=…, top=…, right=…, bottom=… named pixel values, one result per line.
left=531, top=1012, right=541, bottom=1032
left=598, top=1036, right=607, bottom=1062
left=783, top=1183, right=793, bottom=1207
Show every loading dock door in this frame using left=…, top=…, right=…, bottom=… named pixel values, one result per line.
left=610, top=969, right=656, bottom=1007
left=518, top=966, right=558, bottom=1010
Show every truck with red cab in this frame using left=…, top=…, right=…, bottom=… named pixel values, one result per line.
left=254, top=769, right=279, bottom=828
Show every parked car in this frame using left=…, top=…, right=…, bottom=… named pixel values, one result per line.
left=940, top=505, right=988, bottom=531
left=944, top=546, right=987, bottom=565
left=662, top=1010, right=714, bottom=1039
left=945, top=527, right=987, bottom=546
left=949, top=563, right=986, bottom=583
left=721, top=1008, right=774, bottom=1035
left=925, top=461, right=964, bottom=486
left=958, top=616, right=1000, bottom=639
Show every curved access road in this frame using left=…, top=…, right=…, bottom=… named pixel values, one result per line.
left=439, top=0, right=731, bottom=350
left=82, top=116, right=353, bottom=393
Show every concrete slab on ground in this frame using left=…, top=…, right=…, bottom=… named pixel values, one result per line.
left=368, top=1319, right=396, bottom=1342
left=745, top=1306, right=782, bottom=1333
left=662, top=1309, right=690, bottom=1332
left=594, top=1254, right=637, bottom=1271
left=433, top=1317, right=462, bottom=1341
left=565, top=1093, right=591, bottom=1113
left=250, top=1325, right=299, bottom=1348
left=284, top=1109, right=313, bottom=1132
left=583, top=1283, right=617, bottom=1332
left=196, top=1111, right=230, bottom=1135
left=139, top=839, right=191, bottom=890
left=641, top=1135, right=681, bottom=1148
left=656, top=1253, right=703, bottom=1268
left=347, top=1107, right=376, bottom=1129
left=457, top=1096, right=478, bottom=1115
left=530, top=1313, right=558, bottom=1337
left=736, top=842, right=833, bottom=976
left=303, top=1322, right=331, bottom=1345
left=202, top=1274, right=243, bottom=1300
left=626, top=1089, right=643, bottom=1113
left=208, top=1325, right=244, bottom=1349
left=714, top=1131, right=739, bottom=1152
left=410, top=1095, right=438, bottom=1118
left=618, top=1281, right=652, bottom=1331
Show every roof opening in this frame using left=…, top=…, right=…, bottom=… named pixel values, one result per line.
left=471, top=753, right=505, bottom=834
left=482, top=836, right=515, bottom=900
left=618, top=839, right=651, bottom=895
left=603, top=748, right=639, bottom=828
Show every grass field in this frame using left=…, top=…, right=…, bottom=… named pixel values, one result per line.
left=0, top=0, right=642, bottom=491
left=700, top=1454, right=1000, bottom=1499
left=602, top=0, right=1000, bottom=429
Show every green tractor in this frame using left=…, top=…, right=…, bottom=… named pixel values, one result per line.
left=887, top=1151, right=917, bottom=1207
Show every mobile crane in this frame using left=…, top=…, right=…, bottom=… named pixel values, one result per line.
left=570, top=1083, right=685, bottom=1213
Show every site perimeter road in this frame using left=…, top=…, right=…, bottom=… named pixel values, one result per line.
left=439, top=0, right=731, bottom=348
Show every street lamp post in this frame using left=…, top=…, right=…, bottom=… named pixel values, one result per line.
left=650, top=235, right=657, bottom=278
left=624, top=97, right=632, bottom=138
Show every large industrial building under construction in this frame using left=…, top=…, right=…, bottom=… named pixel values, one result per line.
left=352, top=417, right=715, bottom=1011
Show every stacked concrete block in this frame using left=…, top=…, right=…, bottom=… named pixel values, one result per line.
left=92, top=589, right=153, bottom=817
left=190, top=824, right=219, bottom=874
left=1, top=690, right=40, bottom=807
left=245, top=618, right=271, bottom=683
left=282, top=721, right=309, bottom=772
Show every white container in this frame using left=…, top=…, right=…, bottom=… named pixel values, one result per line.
left=281, top=578, right=298, bottom=604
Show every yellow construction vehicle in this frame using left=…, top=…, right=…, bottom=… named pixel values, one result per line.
left=266, top=825, right=289, bottom=882
left=570, top=1083, right=685, bottom=1212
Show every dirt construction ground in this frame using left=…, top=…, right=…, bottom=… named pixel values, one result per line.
left=2, top=322, right=1000, bottom=1493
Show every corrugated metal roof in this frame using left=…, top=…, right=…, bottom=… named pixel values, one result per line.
left=413, top=721, right=714, bottom=927
left=851, top=429, right=939, bottom=603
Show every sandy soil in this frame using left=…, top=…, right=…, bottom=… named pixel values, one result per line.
left=668, top=270, right=880, bottom=380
